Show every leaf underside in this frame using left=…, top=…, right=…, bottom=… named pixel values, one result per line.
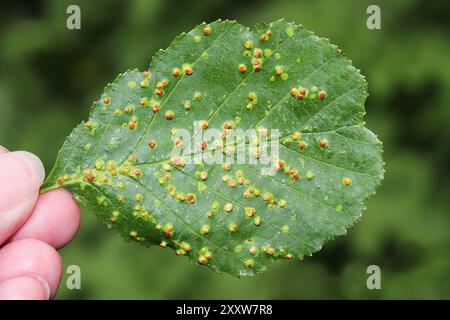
left=42, top=20, right=384, bottom=277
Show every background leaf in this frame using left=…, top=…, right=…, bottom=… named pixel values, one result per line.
left=41, top=19, right=383, bottom=277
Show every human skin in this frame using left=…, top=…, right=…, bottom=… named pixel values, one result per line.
left=0, top=145, right=80, bottom=299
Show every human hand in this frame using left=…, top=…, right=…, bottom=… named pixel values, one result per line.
left=0, top=146, right=80, bottom=300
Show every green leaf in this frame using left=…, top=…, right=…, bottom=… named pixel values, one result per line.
left=41, top=19, right=384, bottom=277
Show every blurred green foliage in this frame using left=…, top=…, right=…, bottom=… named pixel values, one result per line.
left=0, top=0, right=448, bottom=299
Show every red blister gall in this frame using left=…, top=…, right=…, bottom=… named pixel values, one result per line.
left=184, top=67, right=193, bottom=75
left=203, top=26, right=211, bottom=36
left=253, top=60, right=261, bottom=72
left=172, top=68, right=181, bottom=77
left=238, top=63, right=247, bottom=74
left=165, top=110, right=175, bottom=120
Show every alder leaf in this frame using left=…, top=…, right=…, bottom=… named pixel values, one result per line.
left=41, top=19, right=384, bottom=277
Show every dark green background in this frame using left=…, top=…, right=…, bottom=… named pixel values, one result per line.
left=0, top=0, right=448, bottom=299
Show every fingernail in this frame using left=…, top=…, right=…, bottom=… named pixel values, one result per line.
left=12, top=151, right=45, bottom=185
left=28, top=275, right=51, bottom=300
left=0, top=146, right=8, bottom=153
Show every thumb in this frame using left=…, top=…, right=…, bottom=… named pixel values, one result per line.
left=0, top=149, right=45, bottom=245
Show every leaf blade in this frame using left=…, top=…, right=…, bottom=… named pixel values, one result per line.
left=42, top=19, right=384, bottom=277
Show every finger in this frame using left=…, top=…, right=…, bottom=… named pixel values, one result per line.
left=0, top=239, right=61, bottom=298
left=0, top=276, right=50, bottom=300
left=0, top=151, right=45, bottom=244
left=0, top=145, right=8, bottom=153
left=9, top=189, right=80, bottom=249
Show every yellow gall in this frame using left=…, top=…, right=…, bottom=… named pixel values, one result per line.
left=262, top=192, right=273, bottom=202
left=274, top=65, right=284, bottom=75
left=245, top=259, right=254, bottom=268
left=245, top=207, right=255, bottom=217
left=343, top=177, right=352, bottom=186
left=292, top=132, right=301, bottom=141
left=193, top=91, right=201, bottom=101
left=129, top=231, right=138, bottom=239
left=140, top=97, right=148, bottom=107
left=200, top=225, right=210, bottom=235
left=148, top=140, right=157, bottom=149
left=184, top=101, right=192, bottom=111
left=228, top=223, right=238, bottom=233
left=224, top=203, right=233, bottom=212
left=228, top=179, right=237, bottom=188
left=200, top=171, right=208, bottom=180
